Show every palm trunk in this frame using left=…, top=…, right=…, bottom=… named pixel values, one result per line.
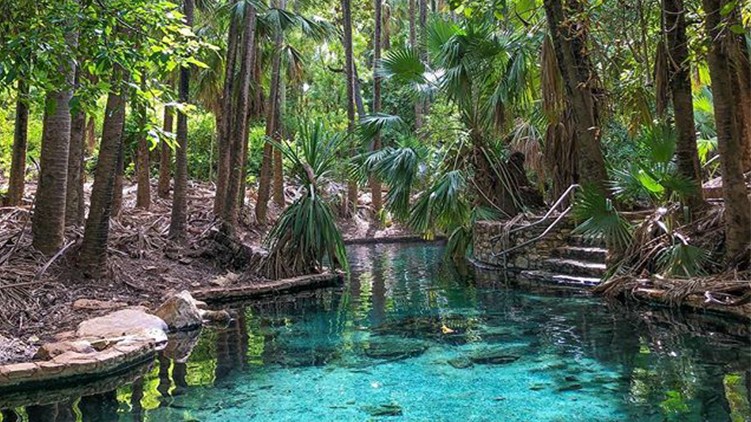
left=66, top=72, right=86, bottom=227
left=32, top=31, right=77, bottom=255
left=79, top=67, right=129, bottom=277
left=731, top=27, right=751, bottom=171
left=409, top=0, right=422, bottom=130
left=418, top=0, right=430, bottom=121
left=85, top=116, right=96, bottom=154
left=382, top=3, right=391, bottom=50
left=6, top=79, right=29, bottom=207
left=702, top=0, right=751, bottom=260
left=543, top=0, right=609, bottom=195
left=169, top=0, right=195, bottom=241
left=112, top=125, right=125, bottom=217
left=272, top=69, right=286, bottom=208
left=214, top=10, right=241, bottom=215
left=256, top=2, right=284, bottom=224
left=663, top=0, right=704, bottom=210
left=158, top=105, right=174, bottom=198
left=135, top=80, right=151, bottom=209
left=370, top=0, right=383, bottom=215
left=342, top=0, right=358, bottom=217
left=223, top=2, right=257, bottom=232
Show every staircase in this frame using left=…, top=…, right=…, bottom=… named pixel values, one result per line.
left=518, top=235, right=607, bottom=289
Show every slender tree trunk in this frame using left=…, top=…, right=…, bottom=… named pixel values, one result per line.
left=702, top=0, right=751, bottom=260
left=370, top=0, right=383, bottom=216
left=418, top=0, right=430, bottom=120
left=223, top=2, right=257, bottom=232
left=382, top=3, right=391, bottom=50
left=256, top=2, right=284, bottom=224
left=272, top=70, right=286, bottom=208
left=543, top=0, right=609, bottom=195
left=6, top=79, right=29, bottom=207
left=409, top=0, right=422, bottom=130
left=32, top=30, right=77, bottom=255
left=135, top=80, right=151, bottom=209
left=342, top=0, right=358, bottom=217
left=85, top=116, right=96, bottom=154
left=79, top=67, right=129, bottom=277
left=731, top=27, right=751, bottom=171
left=111, top=123, right=125, bottom=217
left=158, top=105, right=174, bottom=198
left=663, top=0, right=704, bottom=211
left=169, top=0, right=195, bottom=240
left=214, top=10, right=241, bottom=215
left=66, top=71, right=86, bottom=226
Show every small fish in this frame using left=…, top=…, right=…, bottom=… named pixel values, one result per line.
left=441, top=324, right=455, bottom=334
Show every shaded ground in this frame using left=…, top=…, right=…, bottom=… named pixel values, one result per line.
left=0, top=180, right=415, bottom=360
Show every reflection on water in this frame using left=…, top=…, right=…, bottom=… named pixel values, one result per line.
left=1, top=243, right=750, bottom=421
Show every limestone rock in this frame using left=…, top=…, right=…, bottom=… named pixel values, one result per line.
left=76, top=308, right=168, bottom=344
left=154, top=290, right=203, bottom=331
left=34, top=340, right=96, bottom=361
left=72, top=299, right=126, bottom=311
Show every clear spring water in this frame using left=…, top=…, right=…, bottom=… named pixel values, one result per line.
left=2, top=243, right=750, bottom=421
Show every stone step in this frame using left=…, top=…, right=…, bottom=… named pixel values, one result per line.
left=552, top=246, right=608, bottom=262
left=542, top=258, right=607, bottom=278
left=519, top=270, right=601, bottom=288
left=568, top=234, right=606, bottom=248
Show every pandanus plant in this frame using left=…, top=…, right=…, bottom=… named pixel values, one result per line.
left=253, top=120, right=349, bottom=279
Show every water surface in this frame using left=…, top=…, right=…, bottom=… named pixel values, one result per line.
left=1, top=243, right=750, bottom=421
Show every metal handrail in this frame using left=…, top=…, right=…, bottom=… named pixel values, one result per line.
left=489, top=184, right=581, bottom=258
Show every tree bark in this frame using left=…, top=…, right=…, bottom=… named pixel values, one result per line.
left=731, top=23, right=751, bottom=171
left=169, top=0, right=195, bottom=241
left=6, top=79, right=29, bottom=207
left=370, top=0, right=383, bottom=216
left=158, top=105, right=174, bottom=198
left=65, top=71, right=86, bottom=227
left=223, top=2, right=257, bottom=232
left=32, top=30, right=77, bottom=255
left=410, top=0, right=422, bottom=130
left=213, top=10, right=241, bottom=215
left=135, top=83, right=151, bottom=209
left=272, top=69, right=286, bottom=208
left=342, top=0, right=358, bottom=217
left=663, top=0, right=704, bottom=210
left=79, top=67, right=129, bottom=277
left=702, top=0, right=751, bottom=260
left=255, top=1, right=284, bottom=224
left=543, top=0, right=609, bottom=195
left=111, top=121, right=125, bottom=218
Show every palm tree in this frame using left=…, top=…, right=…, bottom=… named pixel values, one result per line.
left=5, top=78, right=29, bottom=207
left=341, top=0, right=358, bottom=217
left=371, top=0, right=384, bottom=216
left=542, top=0, right=609, bottom=195
left=65, top=69, right=87, bottom=226
left=169, top=0, right=195, bottom=240
left=701, top=0, right=751, bottom=260
left=662, top=0, right=704, bottom=211
left=158, top=104, right=174, bottom=199
left=79, top=67, right=129, bottom=277
left=135, top=78, right=152, bottom=210
left=32, top=30, right=78, bottom=255
left=253, top=120, right=349, bottom=279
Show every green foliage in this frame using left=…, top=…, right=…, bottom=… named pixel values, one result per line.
left=572, top=185, right=632, bottom=251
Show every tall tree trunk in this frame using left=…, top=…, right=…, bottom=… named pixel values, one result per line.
left=370, top=0, right=383, bottom=216
left=418, top=0, right=430, bottom=122
left=112, top=130, right=125, bottom=217
left=79, top=67, right=129, bottom=277
left=731, top=26, right=751, bottom=171
left=702, top=0, right=751, bottom=260
left=135, top=80, right=151, bottom=209
left=223, top=2, right=257, bottom=232
left=169, top=0, right=195, bottom=241
left=158, top=105, right=174, bottom=198
left=382, top=3, right=391, bottom=50
left=66, top=70, right=86, bottom=227
left=272, top=69, right=286, bottom=208
left=256, top=2, right=284, bottom=224
left=214, top=11, right=241, bottom=215
left=342, top=0, right=358, bottom=217
left=32, top=31, right=77, bottom=255
left=85, top=116, right=96, bottom=154
left=663, top=0, right=704, bottom=210
left=410, top=0, right=422, bottom=130
left=543, top=0, right=609, bottom=195
left=6, top=79, right=29, bottom=207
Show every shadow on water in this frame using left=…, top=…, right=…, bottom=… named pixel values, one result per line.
left=1, top=243, right=750, bottom=421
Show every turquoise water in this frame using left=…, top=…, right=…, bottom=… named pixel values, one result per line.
left=2, top=243, right=750, bottom=421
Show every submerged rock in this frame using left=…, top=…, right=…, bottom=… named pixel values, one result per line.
left=447, top=356, right=474, bottom=369
left=155, top=291, right=203, bottom=331
left=363, top=337, right=429, bottom=360
left=557, top=384, right=584, bottom=392
left=362, top=402, right=403, bottom=417
left=468, top=348, right=521, bottom=365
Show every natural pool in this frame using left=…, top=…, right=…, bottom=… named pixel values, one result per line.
left=1, top=243, right=750, bottom=421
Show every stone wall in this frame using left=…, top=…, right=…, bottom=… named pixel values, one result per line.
left=472, top=219, right=573, bottom=270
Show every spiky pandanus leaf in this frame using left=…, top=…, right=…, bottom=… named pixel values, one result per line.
left=255, top=120, right=349, bottom=279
